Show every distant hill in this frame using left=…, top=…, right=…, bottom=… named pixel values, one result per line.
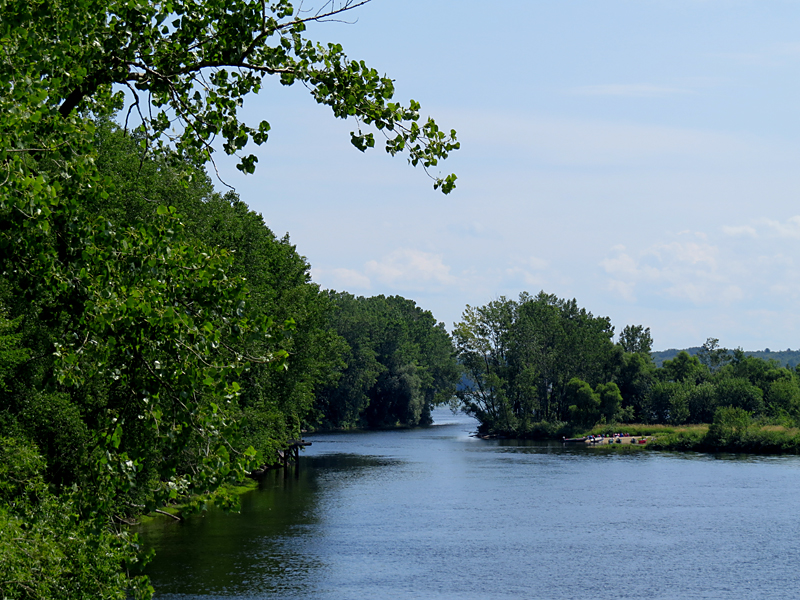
left=651, top=347, right=800, bottom=369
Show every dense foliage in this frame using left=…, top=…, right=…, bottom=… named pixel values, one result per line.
left=454, top=294, right=800, bottom=437
left=316, top=293, right=459, bottom=429
left=453, top=292, right=625, bottom=433
left=1, top=116, right=457, bottom=598
left=1, top=0, right=459, bottom=596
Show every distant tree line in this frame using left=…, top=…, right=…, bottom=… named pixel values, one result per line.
left=454, top=293, right=800, bottom=435
left=652, top=347, right=800, bottom=369
left=316, top=293, right=458, bottom=429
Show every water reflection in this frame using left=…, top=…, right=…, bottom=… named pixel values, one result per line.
left=141, top=409, right=800, bottom=600
left=138, top=453, right=398, bottom=599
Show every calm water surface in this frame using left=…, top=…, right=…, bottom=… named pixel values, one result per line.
left=140, top=409, right=800, bottom=599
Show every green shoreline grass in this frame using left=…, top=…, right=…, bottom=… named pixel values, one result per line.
left=137, top=478, right=260, bottom=525
left=589, top=423, right=800, bottom=454
left=488, top=422, right=800, bottom=455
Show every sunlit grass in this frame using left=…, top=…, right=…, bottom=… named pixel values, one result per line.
left=586, top=423, right=709, bottom=437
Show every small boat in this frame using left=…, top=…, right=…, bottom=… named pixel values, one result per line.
left=562, top=436, right=588, bottom=443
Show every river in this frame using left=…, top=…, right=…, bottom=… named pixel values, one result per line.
left=139, top=408, right=800, bottom=600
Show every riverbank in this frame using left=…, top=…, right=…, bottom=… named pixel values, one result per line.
left=648, top=424, right=800, bottom=454
left=137, top=479, right=260, bottom=525
left=479, top=421, right=800, bottom=455
left=138, top=406, right=800, bottom=599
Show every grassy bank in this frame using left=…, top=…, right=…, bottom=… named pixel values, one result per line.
left=485, top=418, right=800, bottom=455
left=587, top=423, right=709, bottom=438
left=585, top=420, right=800, bottom=454
left=137, top=479, right=260, bottom=525
left=649, top=424, right=800, bottom=454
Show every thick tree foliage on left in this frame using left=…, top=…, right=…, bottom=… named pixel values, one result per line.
left=0, top=1, right=456, bottom=597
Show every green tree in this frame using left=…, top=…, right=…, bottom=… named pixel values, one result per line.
left=89, top=120, right=346, bottom=464
left=618, top=324, right=653, bottom=354
left=454, top=292, right=619, bottom=432
left=766, top=378, right=800, bottom=418
left=566, top=378, right=600, bottom=428
left=315, top=292, right=383, bottom=427
left=453, top=298, right=517, bottom=432
left=316, top=293, right=458, bottom=429
left=615, top=352, right=656, bottom=421
left=687, top=381, right=717, bottom=424
left=714, top=377, right=764, bottom=415
left=706, top=406, right=751, bottom=446
left=596, top=381, right=623, bottom=424
left=643, top=381, right=690, bottom=425
left=697, top=337, right=732, bottom=373
left=3, top=0, right=458, bottom=193
left=0, top=436, right=153, bottom=600
left=661, top=351, right=707, bottom=385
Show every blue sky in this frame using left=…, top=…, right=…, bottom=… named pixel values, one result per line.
left=211, top=0, right=800, bottom=351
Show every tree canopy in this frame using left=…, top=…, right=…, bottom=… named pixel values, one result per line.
left=1, top=2, right=458, bottom=597
left=453, top=292, right=622, bottom=433
left=2, top=0, right=458, bottom=196
left=316, top=292, right=459, bottom=429
left=453, top=292, right=800, bottom=437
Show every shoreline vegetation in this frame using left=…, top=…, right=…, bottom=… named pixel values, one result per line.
left=455, top=293, right=800, bottom=456
left=478, top=417, right=800, bottom=455
left=136, top=479, right=260, bottom=526
left=142, top=414, right=800, bottom=528
left=2, top=0, right=461, bottom=595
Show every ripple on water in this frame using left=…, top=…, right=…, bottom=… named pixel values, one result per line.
left=140, top=409, right=800, bottom=600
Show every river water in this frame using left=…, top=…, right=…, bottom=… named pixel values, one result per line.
left=139, top=408, right=800, bottom=600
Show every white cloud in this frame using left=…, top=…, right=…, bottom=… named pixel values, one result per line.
left=505, top=267, right=545, bottom=287
left=722, top=225, right=758, bottom=238
left=525, top=256, right=549, bottom=270
left=365, top=249, right=456, bottom=288
left=606, top=279, right=637, bottom=302
left=600, top=250, right=639, bottom=277
left=761, top=215, right=800, bottom=239
left=647, top=239, right=718, bottom=267
left=601, top=234, right=732, bottom=306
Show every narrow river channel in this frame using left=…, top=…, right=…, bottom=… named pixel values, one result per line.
left=139, top=408, right=800, bottom=600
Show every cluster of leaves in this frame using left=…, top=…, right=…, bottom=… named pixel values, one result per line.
left=315, top=293, right=459, bottom=429
left=0, top=436, right=154, bottom=600
left=0, top=140, right=283, bottom=597
left=1, top=0, right=457, bottom=191
left=90, top=121, right=345, bottom=467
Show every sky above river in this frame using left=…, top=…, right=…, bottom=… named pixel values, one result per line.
left=210, top=0, right=800, bottom=351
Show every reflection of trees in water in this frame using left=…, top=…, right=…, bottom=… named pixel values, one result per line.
left=139, top=467, right=319, bottom=596
left=138, top=454, right=395, bottom=597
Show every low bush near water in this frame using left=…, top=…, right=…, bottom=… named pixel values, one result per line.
left=647, top=409, right=800, bottom=454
